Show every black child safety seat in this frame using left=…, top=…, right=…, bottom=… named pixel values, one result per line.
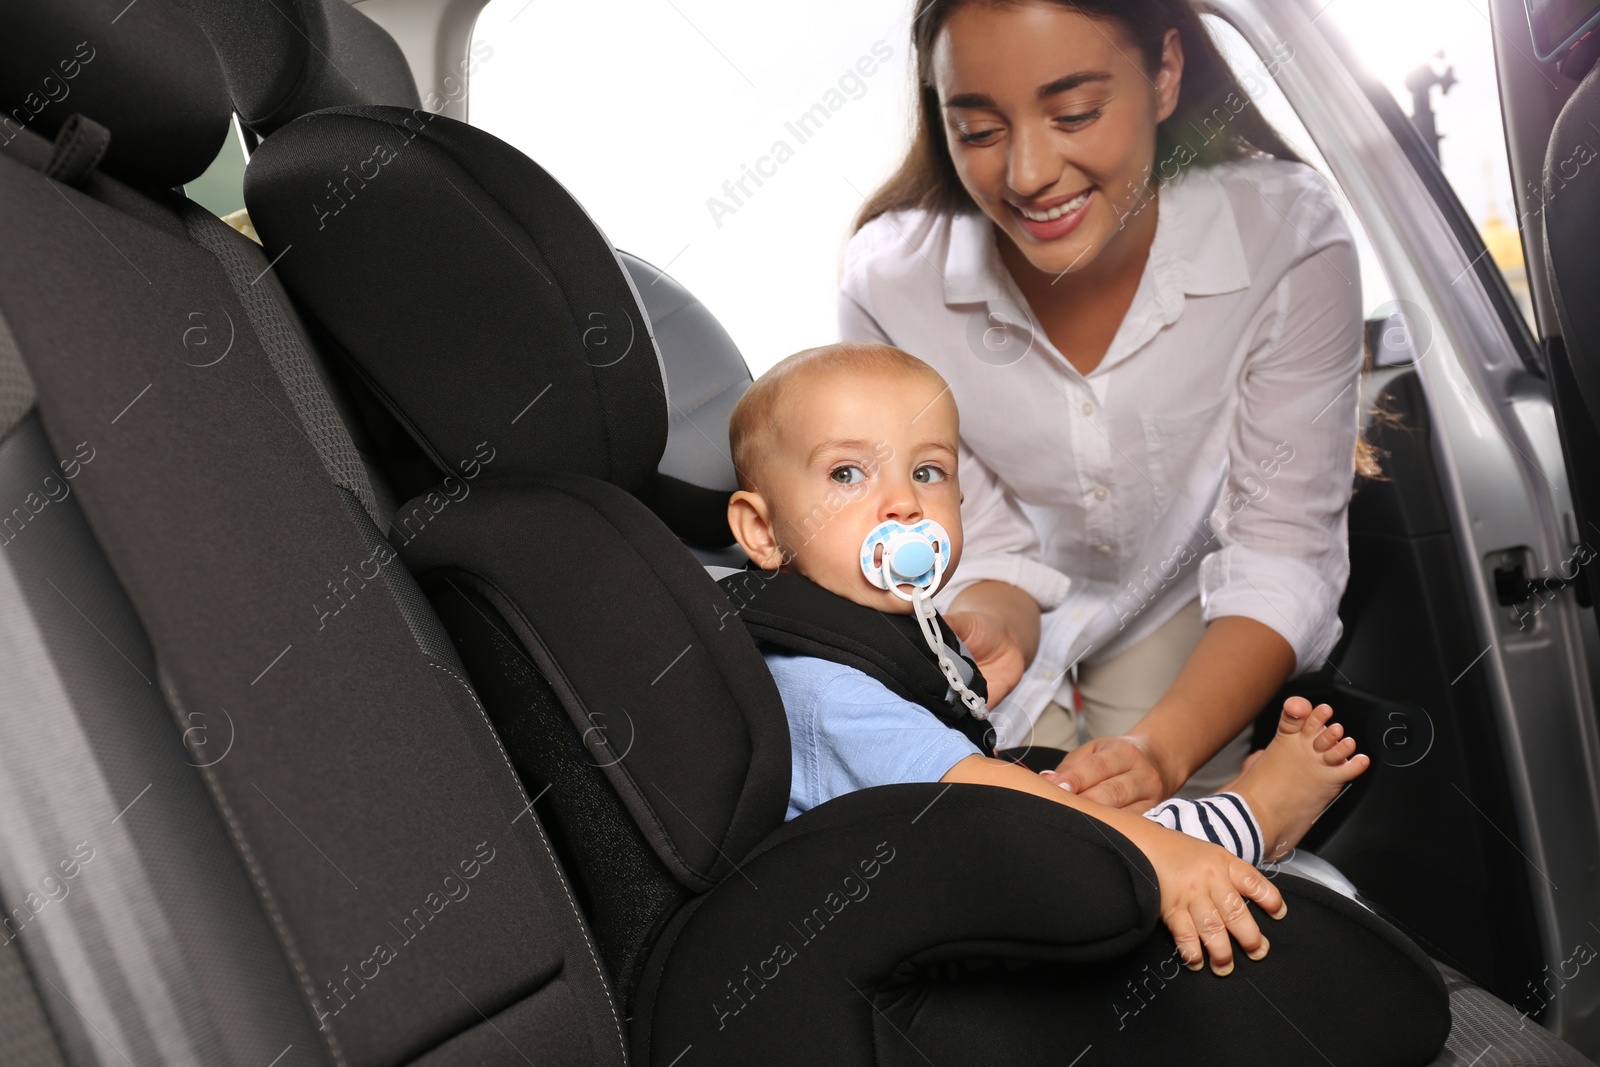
left=237, top=97, right=1452, bottom=1064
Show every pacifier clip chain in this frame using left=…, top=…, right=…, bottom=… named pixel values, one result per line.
left=910, top=586, right=990, bottom=718
left=860, top=519, right=990, bottom=720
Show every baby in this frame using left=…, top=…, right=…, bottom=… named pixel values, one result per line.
left=724, top=342, right=1369, bottom=975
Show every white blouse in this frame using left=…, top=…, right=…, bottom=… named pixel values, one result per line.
left=838, top=156, right=1363, bottom=746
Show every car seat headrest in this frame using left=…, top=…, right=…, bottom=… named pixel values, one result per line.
left=171, top=0, right=421, bottom=138
left=244, top=105, right=669, bottom=494
left=0, top=0, right=231, bottom=189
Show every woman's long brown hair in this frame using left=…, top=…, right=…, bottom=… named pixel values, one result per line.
left=857, top=0, right=1387, bottom=479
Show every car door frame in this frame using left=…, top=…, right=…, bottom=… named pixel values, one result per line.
left=1206, top=0, right=1600, bottom=1045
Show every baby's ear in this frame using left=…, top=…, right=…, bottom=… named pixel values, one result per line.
left=728, top=489, right=784, bottom=570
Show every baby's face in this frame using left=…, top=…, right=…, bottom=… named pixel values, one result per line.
left=734, top=367, right=964, bottom=615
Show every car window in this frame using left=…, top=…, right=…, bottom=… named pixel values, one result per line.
left=1313, top=0, right=1536, bottom=329
left=1203, top=15, right=1421, bottom=365
left=185, top=117, right=248, bottom=218
left=469, top=0, right=918, bottom=375
left=469, top=1, right=1529, bottom=372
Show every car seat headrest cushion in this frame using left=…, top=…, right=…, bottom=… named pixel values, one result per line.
left=168, top=0, right=421, bottom=138
left=0, top=0, right=231, bottom=189
left=244, top=106, right=669, bottom=494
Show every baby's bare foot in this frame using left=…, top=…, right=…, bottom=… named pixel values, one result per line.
left=1231, top=697, right=1369, bottom=863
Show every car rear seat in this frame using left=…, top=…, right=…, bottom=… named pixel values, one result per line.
left=0, top=3, right=628, bottom=1064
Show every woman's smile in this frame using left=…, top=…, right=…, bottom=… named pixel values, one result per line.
left=1009, top=186, right=1096, bottom=241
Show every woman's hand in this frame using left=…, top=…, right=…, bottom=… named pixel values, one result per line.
left=1129, top=821, right=1287, bottom=975
left=1045, top=618, right=1295, bottom=809
left=1041, top=734, right=1174, bottom=812
left=944, top=608, right=1024, bottom=704
left=944, top=581, right=1042, bottom=705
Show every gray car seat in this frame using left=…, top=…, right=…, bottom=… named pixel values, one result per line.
left=0, top=2, right=628, bottom=1063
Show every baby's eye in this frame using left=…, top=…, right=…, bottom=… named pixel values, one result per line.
left=913, top=465, right=946, bottom=484
left=831, top=465, right=866, bottom=485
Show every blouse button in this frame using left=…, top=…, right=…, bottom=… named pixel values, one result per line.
left=1093, top=486, right=1108, bottom=501
left=1080, top=401, right=1095, bottom=416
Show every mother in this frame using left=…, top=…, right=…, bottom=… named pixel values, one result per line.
left=840, top=0, right=1370, bottom=810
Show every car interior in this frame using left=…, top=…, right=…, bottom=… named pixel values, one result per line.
left=2, top=0, right=1600, bottom=1063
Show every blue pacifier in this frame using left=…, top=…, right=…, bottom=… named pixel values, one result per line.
left=860, top=519, right=989, bottom=720
left=860, top=519, right=951, bottom=601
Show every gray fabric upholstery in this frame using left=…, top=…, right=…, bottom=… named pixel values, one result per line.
left=0, top=0, right=231, bottom=188
left=1427, top=963, right=1592, bottom=1065
left=0, top=309, right=35, bottom=443
left=169, top=0, right=421, bottom=137
left=0, top=412, right=329, bottom=1067
left=181, top=201, right=382, bottom=524
left=0, top=906, right=67, bottom=1067
left=0, top=102, right=626, bottom=1067
left=619, top=250, right=749, bottom=495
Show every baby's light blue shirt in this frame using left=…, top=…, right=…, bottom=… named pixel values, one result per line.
left=761, top=644, right=984, bottom=822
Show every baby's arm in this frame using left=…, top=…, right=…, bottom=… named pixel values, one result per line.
left=941, top=755, right=1286, bottom=975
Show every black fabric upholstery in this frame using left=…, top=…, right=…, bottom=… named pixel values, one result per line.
left=396, top=476, right=792, bottom=893
left=0, top=0, right=230, bottom=188
left=877, top=875, right=1448, bottom=1067
left=636, top=471, right=741, bottom=548
left=0, top=112, right=625, bottom=1067
left=244, top=105, right=669, bottom=496
left=421, top=573, right=691, bottom=1005
left=170, top=0, right=421, bottom=137
left=636, top=785, right=1444, bottom=1066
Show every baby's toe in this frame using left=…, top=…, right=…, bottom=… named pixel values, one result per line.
left=1278, top=697, right=1314, bottom=735
left=1335, top=749, right=1370, bottom=781
left=1313, top=722, right=1345, bottom=753
left=1323, top=735, right=1359, bottom=766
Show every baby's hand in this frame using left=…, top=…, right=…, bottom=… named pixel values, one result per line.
left=1137, top=824, right=1286, bottom=975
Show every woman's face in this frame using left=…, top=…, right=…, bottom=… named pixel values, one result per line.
left=932, top=1, right=1184, bottom=279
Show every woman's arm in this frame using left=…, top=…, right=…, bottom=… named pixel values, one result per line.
left=1044, top=617, right=1295, bottom=807
left=1055, top=173, right=1364, bottom=808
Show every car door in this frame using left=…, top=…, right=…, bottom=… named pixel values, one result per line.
left=1202, top=0, right=1600, bottom=1053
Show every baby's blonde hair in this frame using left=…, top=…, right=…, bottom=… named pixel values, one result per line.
left=729, top=342, right=947, bottom=493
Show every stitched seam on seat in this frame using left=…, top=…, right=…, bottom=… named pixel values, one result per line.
left=171, top=672, right=350, bottom=1067
left=429, top=661, right=628, bottom=1063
